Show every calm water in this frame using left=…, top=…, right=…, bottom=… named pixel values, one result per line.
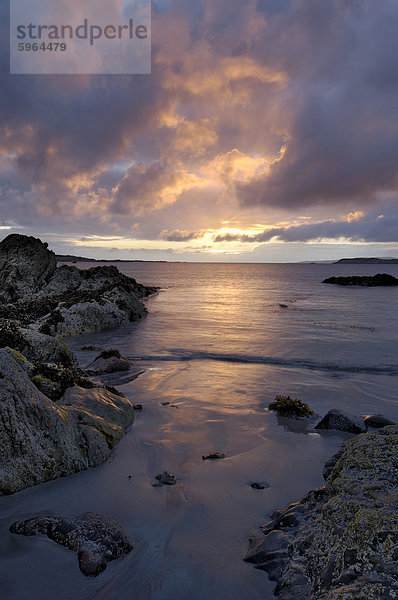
left=1, top=262, right=398, bottom=600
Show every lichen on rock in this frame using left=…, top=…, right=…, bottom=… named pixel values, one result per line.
left=245, top=427, right=398, bottom=599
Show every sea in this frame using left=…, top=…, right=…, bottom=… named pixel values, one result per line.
left=1, top=262, right=397, bottom=600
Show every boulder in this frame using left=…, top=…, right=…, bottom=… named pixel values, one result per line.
left=10, top=512, right=133, bottom=576
left=86, top=350, right=130, bottom=374
left=315, top=409, right=366, bottom=434
left=363, top=413, right=396, bottom=428
left=0, top=350, right=134, bottom=495
left=246, top=427, right=398, bottom=599
left=0, top=234, right=56, bottom=303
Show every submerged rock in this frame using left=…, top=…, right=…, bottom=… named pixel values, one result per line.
left=250, top=482, right=270, bottom=490
left=154, top=471, right=177, bottom=486
left=86, top=349, right=130, bottom=374
left=246, top=426, right=398, bottom=599
left=323, top=273, right=398, bottom=287
left=202, top=452, right=226, bottom=460
left=315, top=408, right=366, bottom=434
left=10, top=512, right=133, bottom=576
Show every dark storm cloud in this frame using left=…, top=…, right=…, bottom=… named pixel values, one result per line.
left=235, top=0, right=398, bottom=209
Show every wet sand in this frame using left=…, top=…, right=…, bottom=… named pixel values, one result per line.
left=0, top=358, right=367, bottom=600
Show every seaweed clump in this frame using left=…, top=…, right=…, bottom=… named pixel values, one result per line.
left=268, top=395, right=315, bottom=418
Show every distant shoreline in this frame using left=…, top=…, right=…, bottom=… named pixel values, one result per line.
left=56, top=254, right=398, bottom=265
left=334, top=257, right=398, bottom=264
left=56, top=254, right=168, bottom=263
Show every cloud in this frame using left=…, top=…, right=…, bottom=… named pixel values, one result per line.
left=159, top=229, right=204, bottom=242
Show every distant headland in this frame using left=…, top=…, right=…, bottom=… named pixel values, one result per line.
left=334, top=257, right=398, bottom=264
left=56, top=254, right=167, bottom=263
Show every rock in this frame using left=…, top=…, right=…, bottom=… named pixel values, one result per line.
left=0, top=235, right=157, bottom=336
left=86, top=349, right=130, bottom=374
left=0, top=319, right=76, bottom=369
left=250, top=482, right=270, bottom=490
left=133, top=404, right=143, bottom=411
left=10, top=512, right=133, bottom=576
left=61, top=386, right=135, bottom=436
left=279, top=304, right=288, bottom=309
left=154, top=471, right=177, bottom=485
left=0, top=350, right=134, bottom=495
left=245, top=530, right=289, bottom=563
left=202, top=452, right=226, bottom=460
left=323, top=273, right=398, bottom=287
left=246, top=426, right=398, bottom=599
left=30, top=363, right=78, bottom=401
left=322, top=448, right=344, bottom=480
left=0, top=235, right=155, bottom=495
left=244, top=531, right=290, bottom=581
left=315, top=409, right=366, bottom=434
left=364, top=413, right=396, bottom=428
left=268, top=395, right=315, bottom=419
left=0, top=234, right=56, bottom=303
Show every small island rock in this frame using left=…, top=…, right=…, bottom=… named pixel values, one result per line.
left=323, top=273, right=398, bottom=287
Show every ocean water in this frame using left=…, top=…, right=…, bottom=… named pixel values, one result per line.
left=1, top=262, right=398, bottom=600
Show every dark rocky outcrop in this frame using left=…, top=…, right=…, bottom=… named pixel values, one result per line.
left=245, top=426, right=398, bottom=599
left=0, top=234, right=157, bottom=336
left=10, top=512, right=133, bottom=576
left=315, top=409, right=367, bottom=434
left=0, top=234, right=57, bottom=303
left=323, top=273, right=398, bottom=287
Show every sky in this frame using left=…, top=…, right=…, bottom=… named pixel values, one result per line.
left=1, top=0, right=398, bottom=262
